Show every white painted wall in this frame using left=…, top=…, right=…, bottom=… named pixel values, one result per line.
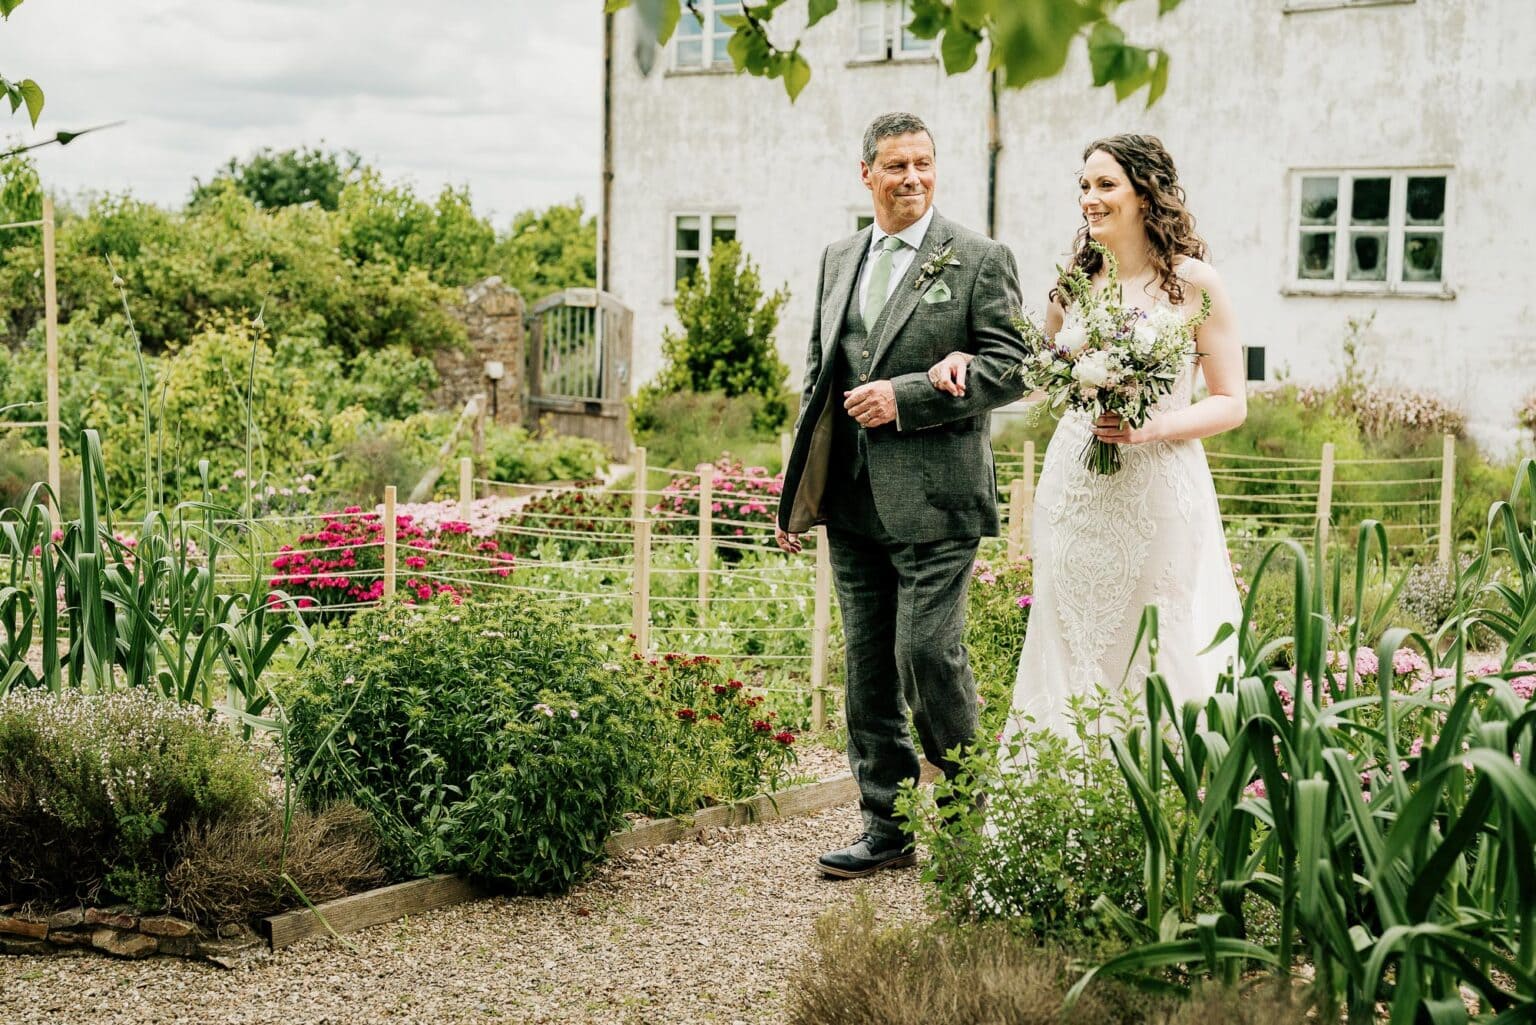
left=607, top=1, right=1536, bottom=451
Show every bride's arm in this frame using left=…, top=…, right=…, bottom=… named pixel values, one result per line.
left=1097, top=261, right=1247, bottom=445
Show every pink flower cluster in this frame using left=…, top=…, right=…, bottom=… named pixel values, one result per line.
left=269, top=505, right=515, bottom=613
left=653, top=457, right=783, bottom=539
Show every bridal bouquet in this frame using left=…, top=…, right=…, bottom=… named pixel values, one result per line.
left=1012, top=244, right=1209, bottom=475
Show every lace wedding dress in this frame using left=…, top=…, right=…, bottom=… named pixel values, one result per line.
left=1002, top=357, right=1242, bottom=739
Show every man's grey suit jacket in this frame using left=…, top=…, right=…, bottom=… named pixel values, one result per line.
left=777, top=211, right=1029, bottom=543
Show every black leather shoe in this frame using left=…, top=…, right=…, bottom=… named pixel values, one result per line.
left=816, top=833, right=915, bottom=879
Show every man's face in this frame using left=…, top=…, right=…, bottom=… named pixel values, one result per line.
left=861, top=131, right=936, bottom=233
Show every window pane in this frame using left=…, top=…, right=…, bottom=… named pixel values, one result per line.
left=713, top=33, right=732, bottom=64
left=1403, top=232, right=1443, bottom=282
left=676, top=39, right=703, bottom=67
left=1350, top=177, right=1391, bottom=225
left=678, top=8, right=703, bottom=36
left=1348, top=231, right=1388, bottom=281
left=675, top=216, right=701, bottom=252
left=1245, top=345, right=1266, bottom=382
left=1299, top=177, right=1338, bottom=225
left=1407, top=176, right=1446, bottom=225
left=710, top=215, right=737, bottom=244
left=1298, top=231, right=1335, bottom=279
left=900, top=27, right=933, bottom=53
left=675, top=256, right=699, bottom=284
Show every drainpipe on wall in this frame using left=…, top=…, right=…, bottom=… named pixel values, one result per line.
left=986, top=68, right=1001, bottom=239
left=599, top=11, right=615, bottom=292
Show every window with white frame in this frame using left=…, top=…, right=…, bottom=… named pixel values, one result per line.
left=673, top=213, right=736, bottom=284
left=674, top=0, right=742, bottom=71
left=854, top=0, right=935, bottom=60
left=1292, top=170, right=1448, bottom=292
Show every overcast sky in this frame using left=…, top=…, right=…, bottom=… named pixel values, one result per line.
left=6, top=0, right=602, bottom=224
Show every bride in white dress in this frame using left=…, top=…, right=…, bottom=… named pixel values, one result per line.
left=929, top=134, right=1247, bottom=737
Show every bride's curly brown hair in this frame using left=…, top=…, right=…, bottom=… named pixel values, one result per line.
left=1054, top=134, right=1207, bottom=308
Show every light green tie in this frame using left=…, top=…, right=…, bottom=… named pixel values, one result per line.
left=862, top=235, right=905, bottom=331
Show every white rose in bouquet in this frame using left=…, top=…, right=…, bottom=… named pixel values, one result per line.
left=1147, top=305, right=1185, bottom=338
left=1131, top=320, right=1159, bottom=355
left=1055, top=318, right=1089, bottom=356
left=1072, top=350, right=1113, bottom=389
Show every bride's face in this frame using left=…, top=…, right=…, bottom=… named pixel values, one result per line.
left=1079, top=149, right=1143, bottom=242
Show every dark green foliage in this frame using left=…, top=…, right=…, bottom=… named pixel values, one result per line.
left=282, top=597, right=655, bottom=893
left=899, top=690, right=1162, bottom=948
left=189, top=146, right=362, bottom=212
left=0, top=689, right=269, bottom=909
left=633, top=241, right=790, bottom=434
left=475, top=421, right=609, bottom=485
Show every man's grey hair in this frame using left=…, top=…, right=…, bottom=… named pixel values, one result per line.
left=862, top=112, right=934, bottom=166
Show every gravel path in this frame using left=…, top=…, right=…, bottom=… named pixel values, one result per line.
left=1, top=803, right=931, bottom=1025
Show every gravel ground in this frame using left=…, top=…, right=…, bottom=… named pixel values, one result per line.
left=1, top=803, right=931, bottom=1025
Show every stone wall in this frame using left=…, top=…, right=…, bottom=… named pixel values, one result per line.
left=0, top=904, right=265, bottom=966
left=434, top=276, right=524, bottom=427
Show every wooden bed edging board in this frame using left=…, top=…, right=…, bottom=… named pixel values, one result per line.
left=262, top=766, right=940, bottom=950
left=263, top=874, right=481, bottom=950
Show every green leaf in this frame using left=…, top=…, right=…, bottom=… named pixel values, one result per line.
left=3, top=84, right=19, bottom=116
left=603, top=0, right=631, bottom=13
left=1087, top=21, right=1127, bottom=87
left=940, top=23, right=984, bottom=75
left=781, top=50, right=811, bottom=102
left=954, top=0, right=990, bottom=25
left=1111, top=48, right=1152, bottom=102
left=807, top=0, right=838, bottom=29
left=0, top=0, right=26, bottom=18
left=1146, top=51, right=1170, bottom=106
left=907, top=0, right=947, bottom=38
left=18, top=79, right=42, bottom=126
left=1158, top=0, right=1183, bottom=12
left=657, top=0, right=682, bottom=44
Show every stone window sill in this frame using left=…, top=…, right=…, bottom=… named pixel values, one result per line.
left=1281, top=284, right=1455, bottom=300
left=1283, top=0, right=1414, bottom=12
left=845, top=55, right=940, bottom=69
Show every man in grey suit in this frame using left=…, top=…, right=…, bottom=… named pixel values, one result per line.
left=775, top=112, right=1028, bottom=878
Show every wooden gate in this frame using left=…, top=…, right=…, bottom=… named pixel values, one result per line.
left=524, top=289, right=633, bottom=457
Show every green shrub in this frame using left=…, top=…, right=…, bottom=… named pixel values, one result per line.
left=504, top=483, right=633, bottom=561
left=476, top=420, right=609, bottom=484
left=0, top=688, right=269, bottom=909
left=633, top=240, right=790, bottom=434
left=629, top=652, right=798, bottom=817
left=965, top=558, right=1034, bottom=740
left=282, top=597, right=654, bottom=893
left=629, top=389, right=787, bottom=473
left=899, top=689, right=1168, bottom=947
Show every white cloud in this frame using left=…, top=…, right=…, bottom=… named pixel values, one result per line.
left=5, top=0, right=602, bottom=224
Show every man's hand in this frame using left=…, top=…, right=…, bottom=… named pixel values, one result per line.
left=776, top=527, right=804, bottom=554
left=844, top=380, right=897, bottom=428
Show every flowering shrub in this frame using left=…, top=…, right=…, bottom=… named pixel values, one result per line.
left=505, top=483, right=634, bottom=561
left=965, top=558, right=1035, bottom=739
left=217, top=468, right=321, bottom=518
left=0, top=688, right=268, bottom=909
left=629, top=650, right=798, bottom=817
left=269, top=500, right=515, bottom=613
left=282, top=597, right=655, bottom=893
left=652, top=456, right=782, bottom=549
left=1298, top=383, right=1467, bottom=439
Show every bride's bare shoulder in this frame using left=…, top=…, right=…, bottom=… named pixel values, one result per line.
left=1172, top=255, right=1221, bottom=288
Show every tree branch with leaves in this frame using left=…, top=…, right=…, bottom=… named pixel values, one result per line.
left=1, top=0, right=44, bottom=126
left=607, top=0, right=1184, bottom=105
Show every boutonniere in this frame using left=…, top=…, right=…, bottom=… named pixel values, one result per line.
left=913, top=246, right=959, bottom=291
